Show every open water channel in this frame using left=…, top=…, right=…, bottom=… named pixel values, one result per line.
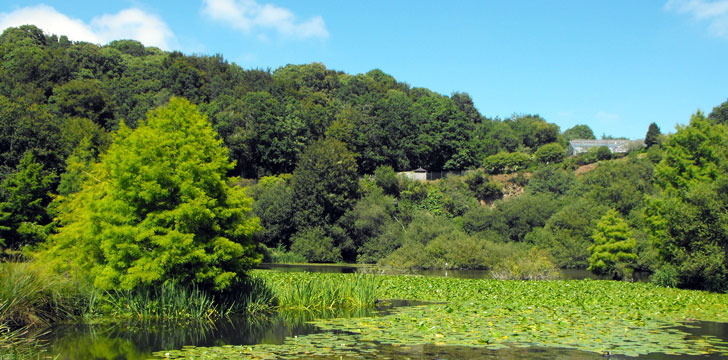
left=35, top=264, right=727, bottom=359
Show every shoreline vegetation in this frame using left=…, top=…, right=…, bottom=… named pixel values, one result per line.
left=2, top=25, right=728, bottom=358
left=4, top=268, right=728, bottom=358
left=157, top=271, right=728, bottom=359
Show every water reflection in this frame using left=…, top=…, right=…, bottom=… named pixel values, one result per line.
left=39, top=312, right=728, bottom=359
left=40, top=301, right=426, bottom=359
left=256, top=263, right=651, bottom=281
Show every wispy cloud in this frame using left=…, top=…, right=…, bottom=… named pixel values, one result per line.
left=596, top=111, right=621, bottom=122
left=201, top=0, right=329, bottom=40
left=665, top=0, right=728, bottom=39
left=0, top=4, right=175, bottom=50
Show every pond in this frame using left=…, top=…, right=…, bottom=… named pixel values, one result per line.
left=256, top=262, right=653, bottom=281
left=34, top=269, right=726, bottom=359
left=39, top=317, right=728, bottom=359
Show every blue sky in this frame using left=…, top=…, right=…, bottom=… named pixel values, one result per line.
left=2, top=1, right=728, bottom=139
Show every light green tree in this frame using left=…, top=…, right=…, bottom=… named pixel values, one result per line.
left=588, top=209, right=638, bottom=279
left=37, top=98, right=260, bottom=292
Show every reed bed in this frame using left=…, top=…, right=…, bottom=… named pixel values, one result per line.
left=0, top=261, right=89, bottom=329
left=105, top=282, right=225, bottom=323
left=250, top=270, right=377, bottom=311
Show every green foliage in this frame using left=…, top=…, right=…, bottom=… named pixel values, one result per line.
left=37, top=98, right=261, bottom=292
left=164, top=273, right=728, bottom=359
left=646, top=114, right=728, bottom=292
left=463, top=193, right=560, bottom=242
left=463, top=170, right=502, bottom=203
left=526, top=165, right=575, bottom=198
left=252, top=270, right=376, bottom=311
left=250, top=174, right=295, bottom=248
left=596, top=145, right=612, bottom=160
left=0, top=261, right=92, bottom=329
left=482, top=151, right=530, bottom=174
left=340, top=188, right=398, bottom=263
left=0, top=151, right=57, bottom=249
left=578, top=156, right=654, bottom=216
left=373, top=165, right=399, bottom=196
left=290, top=227, right=342, bottom=263
left=526, top=197, right=609, bottom=268
left=708, top=98, right=728, bottom=125
left=533, top=142, right=565, bottom=164
left=588, top=209, right=638, bottom=279
left=490, top=247, right=560, bottom=280
left=258, top=243, right=307, bottom=264
left=563, top=124, right=595, bottom=141
left=644, top=122, right=661, bottom=149
left=292, top=138, right=358, bottom=229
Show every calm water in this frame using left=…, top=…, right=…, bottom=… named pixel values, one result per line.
left=39, top=319, right=728, bottom=359
left=34, top=267, right=720, bottom=359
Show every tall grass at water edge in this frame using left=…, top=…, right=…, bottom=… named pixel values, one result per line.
left=0, top=261, right=93, bottom=359
left=0, top=262, right=91, bottom=329
left=105, top=275, right=278, bottom=322
left=250, top=270, right=377, bottom=311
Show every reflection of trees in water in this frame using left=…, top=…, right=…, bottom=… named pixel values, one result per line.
left=44, top=307, right=380, bottom=359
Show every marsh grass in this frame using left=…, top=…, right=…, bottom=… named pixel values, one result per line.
left=0, top=261, right=89, bottom=329
left=105, top=282, right=224, bottom=323
left=252, top=271, right=377, bottom=311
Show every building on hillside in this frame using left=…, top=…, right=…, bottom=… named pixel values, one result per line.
left=398, top=168, right=474, bottom=181
left=399, top=167, right=428, bottom=181
left=567, top=139, right=644, bottom=156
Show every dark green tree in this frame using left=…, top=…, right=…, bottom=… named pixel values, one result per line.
left=708, top=98, right=728, bottom=125
left=644, top=122, right=662, bottom=149
left=290, top=227, right=342, bottom=263
left=646, top=112, right=728, bottom=291
left=563, top=124, right=596, bottom=141
left=292, top=138, right=359, bottom=229
left=250, top=174, right=295, bottom=248
left=374, top=165, right=400, bottom=196
left=596, top=145, right=612, bottom=160
left=0, top=151, right=57, bottom=250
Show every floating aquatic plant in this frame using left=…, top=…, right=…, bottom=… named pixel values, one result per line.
left=154, top=272, right=728, bottom=359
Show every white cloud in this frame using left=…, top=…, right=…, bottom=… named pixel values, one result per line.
left=91, top=9, right=174, bottom=50
left=0, top=4, right=175, bottom=50
left=202, top=0, right=329, bottom=40
left=665, top=0, right=728, bottom=39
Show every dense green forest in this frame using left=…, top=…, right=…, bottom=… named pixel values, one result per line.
left=2, top=25, right=728, bottom=293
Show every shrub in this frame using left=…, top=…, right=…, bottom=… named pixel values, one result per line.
left=258, top=243, right=307, bottom=264
left=290, top=227, right=342, bottom=263
left=533, top=143, right=566, bottom=164
left=596, top=145, right=612, bottom=160
left=482, top=152, right=530, bottom=174
left=491, top=248, right=560, bottom=280
left=374, top=165, right=399, bottom=196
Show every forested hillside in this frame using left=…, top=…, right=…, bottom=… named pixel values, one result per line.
left=2, top=25, right=728, bottom=292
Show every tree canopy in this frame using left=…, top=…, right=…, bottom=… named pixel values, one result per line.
left=36, top=98, right=260, bottom=292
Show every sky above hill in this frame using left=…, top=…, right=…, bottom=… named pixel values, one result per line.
left=2, top=0, right=728, bottom=139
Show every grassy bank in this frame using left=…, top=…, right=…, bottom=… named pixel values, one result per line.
left=158, top=272, right=728, bottom=359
